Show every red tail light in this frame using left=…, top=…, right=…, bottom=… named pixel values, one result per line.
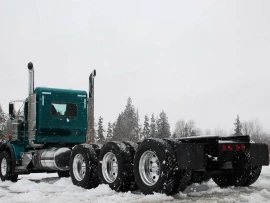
left=227, top=144, right=233, bottom=151
left=241, top=144, right=246, bottom=150
left=222, top=144, right=227, bottom=151
left=221, top=143, right=246, bottom=151
left=235, top=144, right=241, bottom=151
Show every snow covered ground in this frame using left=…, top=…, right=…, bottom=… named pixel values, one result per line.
left=0, top=166, right=270, bottom=203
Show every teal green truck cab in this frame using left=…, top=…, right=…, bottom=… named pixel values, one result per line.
left=10, top=87, right=87, bottom=151
left=0, top=62, right=95, bottom=181
left=35, top=87, right=87, bottom=145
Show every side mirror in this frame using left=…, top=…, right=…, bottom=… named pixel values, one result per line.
left=9, top=102, right=15, bottom=120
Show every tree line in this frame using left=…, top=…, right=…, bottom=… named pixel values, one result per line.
left=0, top=104, right=11, bottom=142
left=0, top=100, right=269, bottom=148
left=95, top=97, right=171, bottom=143
left=95, top=98, right=270, bottom=148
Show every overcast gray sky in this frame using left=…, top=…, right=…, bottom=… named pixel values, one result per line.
left=1, top=0, right=270, bottom=134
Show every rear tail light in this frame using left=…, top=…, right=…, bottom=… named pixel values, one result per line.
left=221, top=143, right=246, bottom=151
left=235, top=144, right=241, bottom=151
left=241, top=144, right=246, bottom=150
left=222, top=144, right=227, bottom=151
left=227, top=144, right=233, bottom=151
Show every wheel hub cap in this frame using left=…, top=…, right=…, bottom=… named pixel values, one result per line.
left=139, top=151, right=160, bottom=186
left=1, top=158, right=7, bottom=176
left=102, top=152, right=118, bottom=183
left=72, top=154, right=86, bottom=181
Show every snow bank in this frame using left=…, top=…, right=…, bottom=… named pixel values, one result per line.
left=0, top=166, right=270, bottom=203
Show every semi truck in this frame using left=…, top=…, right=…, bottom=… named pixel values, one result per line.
left=0, top=62, right=269, bottom=195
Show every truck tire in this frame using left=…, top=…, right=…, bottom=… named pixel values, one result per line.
left=58, top=170, right=70, bottom=178
left=124, top=142, right=138, bottom=191
left=91, top=143, right=103, bottom=158
left=70, top=144, right=99, bottom=189
left=163, top=138, right=191, bottom=195
left=134, top=139, right=177, bottom=195
left=242, top=166, right=262, bottom=186
left=8, top=174, right=18, bottom=182
left=124, top=141, right=138, bottom=156
left=0, top=151, right=18, bottom=182
left=212, top=150, right=258, bottom=188
left=98, top=142, right=134, bottom=192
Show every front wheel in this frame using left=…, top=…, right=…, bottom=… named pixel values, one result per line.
left=0, top=151, right=18, bottom=182
left=69, top=144, right=99, bottom=189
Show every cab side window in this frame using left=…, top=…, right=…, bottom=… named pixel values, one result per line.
left=51, top=103, right=77, bottom=117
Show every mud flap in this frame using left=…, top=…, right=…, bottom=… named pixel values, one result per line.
left=176, top=143, right=205, bottom=170
left=250, top=143, right=269, bottom=166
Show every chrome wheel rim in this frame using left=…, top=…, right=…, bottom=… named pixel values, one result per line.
left=139, top=151, right=160, bottom=186
left=72, top=154, right=86, bottom=181
left=102, top=152, right=118, bottom=183
left=1, top=158, right=7, bottom=176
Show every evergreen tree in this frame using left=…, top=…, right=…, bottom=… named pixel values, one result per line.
left=234, top=115, right=243, bottom=136
left=122, top=97, right=137, bottom=140
left=0, top=104, right=7, bottom=142
left=142, top=115, right=150, bottom=140
left=93, top=120, right=98, bottom=143
left=156, top=111, right=171, bottom=138
left=149, top=114, right=157, bottom=138
left=133, top=108, right=140, bottom=141
left=106, top=122, right=113, bottom=141
left=171, top=132, right=177, bottom=138
left=112, top=122, right=116, bottom=133
left=0, top=104, right=6, bottom=125
left=112, top=113, right=125, bottom=141
left=96, top=117, right=105, bottom=143
left=113, top=97, right=139, bottom=142
left=190, top=130, right=197, bottom=136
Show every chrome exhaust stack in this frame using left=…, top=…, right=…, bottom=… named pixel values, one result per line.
left=27, top=62, right=44, bottom=148
left=28, top=62, right=34, bottom=95
left=86, top=70, right=96, bottom=143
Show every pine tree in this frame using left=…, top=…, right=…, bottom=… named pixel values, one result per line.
left=111, top=97, right=140, bottom=142
left=149, top=114, right=157, bottom=138
left=171, top=132, right=177, bottom=138
left=156, top=111, right=171, bottom=138
left=142, top=115, right=150, bottom=140
left=106, top=122, right=113, bottom=141
left=114, top=97, right=139, bottom=142
left=122, top=97, right=136, bottom=140
left=190, top=130, right=197, bottom=136
left=133, top=108, right=140, bottom=141
left=112, top=113, right=125, bottom=141
left=234, top=115, right=243, bottom=136
left=0, top=104, right=6, bottom=125
left=97, top=117, right=105, bottom=143
left=93, top=120, right=98, bottom=143
left=0, top=104, right=7, bottom=142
